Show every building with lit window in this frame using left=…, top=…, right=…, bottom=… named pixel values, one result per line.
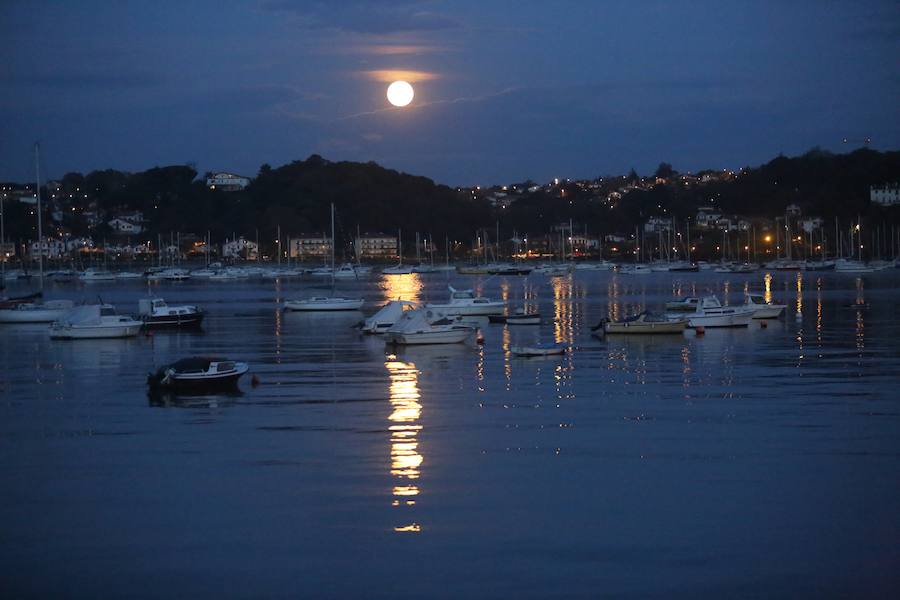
left=206, top=172, right=250, bottom=191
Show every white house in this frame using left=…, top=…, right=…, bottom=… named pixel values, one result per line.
left=871, top=184, right=900, bottom=206
left=223, top=237, right=258, bottom=259
left=108, top=218, right=143, bottom=234
left=207, top=172, right=250, bottom=192
left=29, top=239, right=66, bottom=258
left=695, top=207, right=722, bottom=228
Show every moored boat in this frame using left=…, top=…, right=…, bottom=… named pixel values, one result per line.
left=384, top=309, right=474, bottom=345
left=49, top=304, right=142, bottom=339
left=0, top=299, right=75, bottom=323
left=741, top=293, right=786, bottom=319
left=679, top=295, right=754, bottom=328
left=284, top=297, right=364, bottom=311
left=138, top=297, right=204, bottom=328
left=665, top=297, right=699, bottom=312
left=509, top=342, right=567, bottom=356
left=147, top=357, right=249, bottom=391
left=594, top=312, right=688, bottom=334
left=425, top=285, right=505, bottom=316
left=359, top=300, right=419, bottom=334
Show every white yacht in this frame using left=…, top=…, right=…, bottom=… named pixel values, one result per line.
left=679, top=295, right=754, bottom=328
left=425, top=286, right=505, bottom=316
left=360, top=300, right=419, bottom=334
left=741, top=293, right=786, bottom=319
left=618, top=264, right=653, bottom=275
left=834, top=259, right=873, bottom=273
left=384, top=309, right=474, bottom=345
left=333, top=263, right=364, bottom=279
left=49, top=304, right=142, bottom=339
left=382, top=264, right=414, bottom=275
left=665, top=297, right=700, bottom=312
left=79, top=268, right=116, bottom=282
left=0, top=299, right=75, bottom=323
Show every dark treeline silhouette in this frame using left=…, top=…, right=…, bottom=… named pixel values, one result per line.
left=3, top=148, right=899, bottom=258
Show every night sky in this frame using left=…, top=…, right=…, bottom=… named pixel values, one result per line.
left=2, top=0, right=898, bottom=185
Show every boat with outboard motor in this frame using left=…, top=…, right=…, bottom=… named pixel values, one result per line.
left=147, top=356, right=249, bottom=391
left=138, top=297, right=204, bottom=328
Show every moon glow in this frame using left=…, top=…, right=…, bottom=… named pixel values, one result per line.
left=386, top=81, right=414, bottom=107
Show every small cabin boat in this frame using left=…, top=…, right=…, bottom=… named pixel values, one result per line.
left=139, top=297, right=204, bottom=328
left=384, top=309, right=474, bottom=345
left=284, top=297, right=364, bottom=311
left=147, top=357, right=249, bottom=391
left=360, top=300, right=419, bottom=334
left=425, top=286, right=505, bottom=316
left=741, top=293, right=786, bottom=319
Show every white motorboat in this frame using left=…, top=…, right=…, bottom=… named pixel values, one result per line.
left=668, top=261, right=699, bottom=272
left=115, top=271, right=144, bottom=280
left=360, top=300, right=419, bottom=334
left=138, top=297, right=204, bottom=328
left=384, top=309, right=474, bottom=345
left=425, top=285, right=506, bottom=316
left=0, top=299, right=75, bottom=323
left=509, top=342, right=567, bottom=357
left=741, top=293, right=786, bottom=319
left=679, top=295, right=754, bottom=328
left=665, top=297, right=700, bottom=312
left=148, top=357, right=249, bottom=391
left=574, top=261, right=614, bottom=271
left=49, top=304, right=142, bottom=339
left=79, top=268, right=116, bottom=282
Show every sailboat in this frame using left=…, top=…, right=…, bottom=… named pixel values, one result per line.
left=0, top=143, right=75, bottom=324
left=382, top=229, right=413, bottom=274
left=284, top=204, right=364, bottom=311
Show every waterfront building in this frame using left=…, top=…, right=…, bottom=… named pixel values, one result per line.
left=289, top=234, right=332, bottom=259
left=206, top=172, right=250, bottom=191
left=355, top=233, right=397, bottom=258
left=870, top=183, right=900, bottom=206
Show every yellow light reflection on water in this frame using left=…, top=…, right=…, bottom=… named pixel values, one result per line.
left=385, top=356, right=424, bottom=533
left=381, top=273, right=424, bottom=304
left=552, top=275, right=575, bottom=343
left=764, top=272, right=773, bottom=304
left=795, top=272, right=803, bottom=316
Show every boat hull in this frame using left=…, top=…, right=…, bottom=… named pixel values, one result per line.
left=385, top=328, right=473, bottom=345
left=50, top=323, right=142, bottom=339
left=141, top=312, right=205, bottom=328
left=604, top=321, right=687, bottom=334
left=284, top=299, right=364, bottom=311
left=686, top=311, right=753, bottom=328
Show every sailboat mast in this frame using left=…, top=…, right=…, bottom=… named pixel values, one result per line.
left=35, top=143, right=44, bottom=290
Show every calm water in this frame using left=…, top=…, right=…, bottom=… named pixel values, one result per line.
left=2, top=270, right=899, bottom=598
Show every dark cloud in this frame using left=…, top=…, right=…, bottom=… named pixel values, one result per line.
left=261, top=0, right=459, bottom=34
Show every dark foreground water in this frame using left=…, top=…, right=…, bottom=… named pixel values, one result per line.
left=2, top=269, right=899, bottom=598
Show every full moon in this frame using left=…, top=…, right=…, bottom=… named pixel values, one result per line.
left=386, top=80, right=414, bottom=107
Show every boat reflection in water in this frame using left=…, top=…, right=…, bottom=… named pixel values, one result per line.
left=385, top=355, right=423, bottom=533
